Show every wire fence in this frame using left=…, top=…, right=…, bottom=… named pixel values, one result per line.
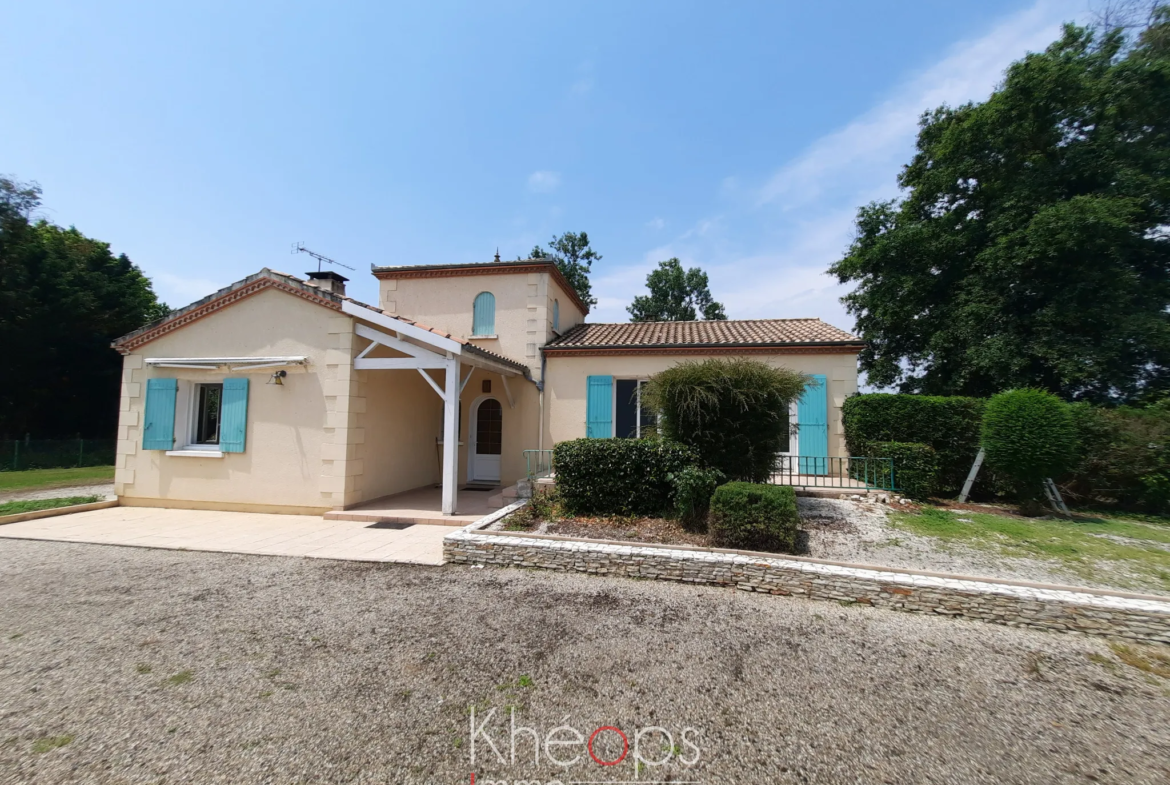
left=1, top=438, right=117, bottom=471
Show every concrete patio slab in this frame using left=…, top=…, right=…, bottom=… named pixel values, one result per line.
left=323, top=484, right=495, bottom=526
left=0, top=506, right=449, bottom=565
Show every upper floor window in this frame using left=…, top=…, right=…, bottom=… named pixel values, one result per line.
left=472, top=291, right=495, bottom=336
left=553, top=299, right=560, bottom=332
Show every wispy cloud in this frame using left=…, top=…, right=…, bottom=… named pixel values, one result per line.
left=593, top=0, right=1080, bottom=327
left=646, top=217, right=665, bottom=230
left=527, top=170, right=561, bottom=193
left=757, top=0, right=1071, bottom=211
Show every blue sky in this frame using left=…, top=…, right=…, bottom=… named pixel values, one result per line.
left=3, top=0, right=1085, bottom=328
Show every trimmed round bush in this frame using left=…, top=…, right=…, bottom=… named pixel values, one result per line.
left=982, top=389, right=1076, bottom=499
left=553, top=438, right=697, bottom=516
left=641, top=359, right=808, bottom=483
left=708, top=482, right=799, bottom=553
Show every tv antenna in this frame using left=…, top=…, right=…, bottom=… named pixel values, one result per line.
left=291, top=242, right=354, bottom=273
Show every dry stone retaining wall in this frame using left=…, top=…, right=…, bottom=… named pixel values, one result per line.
left=444, top=530, right=1170, bottom=645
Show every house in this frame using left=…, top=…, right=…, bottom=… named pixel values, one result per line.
left=111, top=259, right=862, bottom=518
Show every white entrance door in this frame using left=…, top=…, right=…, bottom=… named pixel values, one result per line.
left=470, top=397, right=502, bottom=483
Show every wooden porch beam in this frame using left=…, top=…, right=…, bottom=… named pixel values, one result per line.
left=442, top=357, right=460, bottom=515
left=500, top=374, right=515, bottom=408
left=354, top=357, right=447, bottom=370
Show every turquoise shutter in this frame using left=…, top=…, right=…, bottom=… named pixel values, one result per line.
left=586, top=375, right=613, bottom=438
left=472, top=292, right=495, bottom=336
left=798, top=374, right=829, bottom=475
left=219, top=377, right=249, bottom=453
left=142, top=378, right=178, bottom=450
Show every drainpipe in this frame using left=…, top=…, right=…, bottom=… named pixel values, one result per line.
left=536, top=350, right=547, bottom=452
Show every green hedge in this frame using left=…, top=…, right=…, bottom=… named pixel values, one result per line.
left=553, top=438, right=697, bottom=516
left=842, top=394, right=984, bottom=495
left=869, top=442, right=938, bottom=500
left=708, top=482, right=799, bottom=553
left=1066, top=400, right=1170, bottom=513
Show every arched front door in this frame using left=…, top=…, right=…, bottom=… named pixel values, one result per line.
left=470, top=397, right=502, bottom=483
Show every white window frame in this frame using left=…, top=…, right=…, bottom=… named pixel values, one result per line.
left=611, top=377, right=657, bottom=438
left=778, top=399, right=799, bottom=457
left=167, top=379, right=226, bottom=457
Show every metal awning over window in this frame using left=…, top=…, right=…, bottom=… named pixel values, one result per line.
left=144, top=356, right=309, bottom=371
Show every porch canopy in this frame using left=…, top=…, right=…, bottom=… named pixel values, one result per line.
left=340, top=300, right=528, bottom=516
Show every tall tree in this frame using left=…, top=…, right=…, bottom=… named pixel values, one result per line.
left=0, top=177, right=168, bottom=438
left=529, top=231, right=599, bottom=308
left=830, top=10, right=1170, bottom=403
left=627, top=258, right=727, bottom=322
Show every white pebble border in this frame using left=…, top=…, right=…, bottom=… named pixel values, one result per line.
left=444, top=523, right=1170, bottom=645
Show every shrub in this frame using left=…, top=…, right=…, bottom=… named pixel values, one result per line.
left=1065, top=400, right=1170, bottom=513
left=867, top=441, right=938, bottom=500
left=669, top=465, right=724, bottom=532
left=708, top=482, right=799, bottom=553
left=842, top=394, right=984, bottom=495
left=982, top=389, right=1076, bottom=500
left=641, top=359, right=808, bottom=483
left=553, top=438, right=697, bottom=516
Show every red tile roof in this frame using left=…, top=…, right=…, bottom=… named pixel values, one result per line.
left=544, top=319, right=861, bottom=350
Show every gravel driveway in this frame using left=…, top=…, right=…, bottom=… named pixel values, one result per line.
left=2, top=539, right=1168, bottom=785
left=0, top=483, right=115, bottom=503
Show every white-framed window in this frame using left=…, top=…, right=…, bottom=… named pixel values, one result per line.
left=170, top=380, right=226, bottom=453
left=192, top=383, right=223, bottom=445
left=613, top=378, right=657, bottom=438
left=778, top=398, right=798, bottom=456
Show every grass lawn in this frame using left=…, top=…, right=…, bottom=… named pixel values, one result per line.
left=0, top=465, right=114, bottom=493
left=0, top=496, right=103, bottom=516
left=891, top=506, right=1170, bottom=593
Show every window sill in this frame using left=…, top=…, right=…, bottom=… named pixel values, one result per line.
left=166, top=449, right=225, bottom=458
left=468, top=334, right=498, bottom=340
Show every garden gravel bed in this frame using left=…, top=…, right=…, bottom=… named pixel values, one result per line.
left=798, top=497, right=1158, bottom=593
left=2, top=538, right=1169, bottom=784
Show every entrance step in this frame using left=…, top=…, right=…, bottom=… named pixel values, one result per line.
left=487, top=483, right=521, bottom=510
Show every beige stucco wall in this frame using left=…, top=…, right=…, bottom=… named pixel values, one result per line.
left=546, top=276, right=586, bottom=338
left=542, top=352, right=860, bottom=457
left=116, top=288, right=342, bottom=513
left=379, top=269, right=587, bottom=382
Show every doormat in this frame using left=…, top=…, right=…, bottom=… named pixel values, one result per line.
left=461, top=485, right=498, bottom=492
left=365, top=522, right=415, bottom=530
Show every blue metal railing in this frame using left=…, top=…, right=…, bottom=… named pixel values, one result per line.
left=523, top=449, right=555, bottom=480
left=770, top=455, right=896, bottom=491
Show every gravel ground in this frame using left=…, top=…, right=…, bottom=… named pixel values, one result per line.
left=2, top=539, right=1169, bottom=784
left=799, top=496, right=1139, bottom=590
left=0, top=483, right=115, bottom=503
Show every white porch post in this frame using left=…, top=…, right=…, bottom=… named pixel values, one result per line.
left=442, top=355, right=460, bottom=515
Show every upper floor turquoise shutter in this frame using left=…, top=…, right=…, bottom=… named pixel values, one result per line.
left=472, top=292, right=495, bottom=336
left=219, top=377, right=249, bottom=453
left=798, top=374, right=829, bottom=475
left=586, top=375, right=613, bottom=438
left=142, top=378, right=178, bottom=450
left=552, top=300, right=560, bottom=332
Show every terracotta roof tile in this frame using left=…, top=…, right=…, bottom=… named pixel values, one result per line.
left=544, top=319, right=861, bottom=349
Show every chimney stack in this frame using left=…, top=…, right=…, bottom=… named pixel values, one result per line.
left=304, top=270, right=348, bottom=297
